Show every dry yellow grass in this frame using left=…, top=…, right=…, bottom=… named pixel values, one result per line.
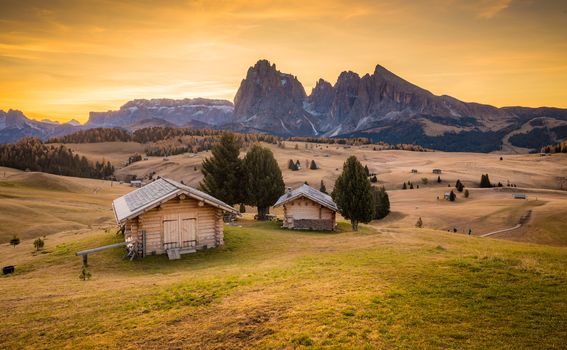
left=0, top=167, right=131, bottom=243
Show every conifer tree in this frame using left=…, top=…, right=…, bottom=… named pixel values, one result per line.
left=310, top=160, right=318, bottom=170
left=243, top=144, right=285, bottom=220
left=372, top=186, right=391, bottom=219
left=332, top=156, right=375, bottom=231
left=437, top=175, right=441, bottom=183
left=480, top=174, right=492, bottom=188
left=403, top=182, right=407, bottom=190
left=320, top=180, right=327, bottom=194
left=449, top=190, right=456, bottom=201
left=200, top=132, right=244, bottom=206
left=416, top=217, right=423, bottom=228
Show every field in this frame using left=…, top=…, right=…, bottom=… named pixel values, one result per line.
left=1, top=142, right=566, bottom=349
left=0, top=219, right=565, bottom=349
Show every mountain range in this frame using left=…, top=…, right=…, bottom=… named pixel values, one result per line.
left=2, top=59, right=567, bottom=152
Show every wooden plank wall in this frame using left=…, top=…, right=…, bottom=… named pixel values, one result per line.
left=127, top=196, right=223, bottom=256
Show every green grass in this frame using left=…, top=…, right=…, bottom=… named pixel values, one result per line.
left=0, top=220, right=565, bottom=349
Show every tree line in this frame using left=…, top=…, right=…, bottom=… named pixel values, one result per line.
left=0, top=138, right=114, bottom=179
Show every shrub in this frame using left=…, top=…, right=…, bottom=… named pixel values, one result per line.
left=464, top=189, right=470, bottom=198
left=421, top=177, right=428, bottom=185
left=33, top=238, right=45, bottom=251
left=9, top=235, right=20, bottom=248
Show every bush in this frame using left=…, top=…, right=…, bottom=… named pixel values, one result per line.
left=370, top=175, right=378, bottom=183
left=9, top=235, right=20, bottom=248
left=464, top=189, right=470, bottom=198
left=421, top=177, right=428, bottom=185
left=33, top=238, right=45, bottom=251
left=449, top=190, right=456, bottom=202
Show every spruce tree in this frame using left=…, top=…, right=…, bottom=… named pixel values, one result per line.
left=449, top=190, right=456, bottom=202
left=403, top=182, right=407, bottom=190
left=310, top=160, right=318, bottom=170
left=200, top=132, right=244, bottom=206
left=437, top=175, right=441, bottom=183
left=243, top=144, right=285, bottom=220
left=320, top=180, right=327, bottom=194
left=480, top=174, right=492, bottom=188
left=456, top=179, right=464, bottom=192
left=416, top=217, right=423, bottom=228
left=332, top=156, right=375, bottom=231
left=372, top=186, right=391, bottom=219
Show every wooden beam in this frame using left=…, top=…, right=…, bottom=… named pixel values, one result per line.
left=75, top=242, right=127, bottom=256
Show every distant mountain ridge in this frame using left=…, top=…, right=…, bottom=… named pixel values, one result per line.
left=2, top=59, right=567, bottom=152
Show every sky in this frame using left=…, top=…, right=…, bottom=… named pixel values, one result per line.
left=1, top=0, right=566, bottom=123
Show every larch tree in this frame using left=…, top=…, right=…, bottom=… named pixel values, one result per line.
left=243, top=144, right=285, bottom=220
left=332, top=156, right=375, bottom=231
left=200, top=132, right=244, bottom=206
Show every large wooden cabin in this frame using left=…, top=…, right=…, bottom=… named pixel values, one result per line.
left=274, top=184, right=338, bottom=231
left=112, top=178, right=237, bottom=260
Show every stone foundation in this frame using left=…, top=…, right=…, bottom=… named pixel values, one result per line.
left=291, top=219, right=334, bottom=231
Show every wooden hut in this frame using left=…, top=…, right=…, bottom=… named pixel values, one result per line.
left=432, top=168, right=442, bottom=174
left=113, top=178, right=237, bottom=260
left=273, top=184, right=338, bottom=231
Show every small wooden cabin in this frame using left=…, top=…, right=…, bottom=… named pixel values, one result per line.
left=432, top=168, right=442, bottom=174
left=113, top=178, right=237, bottom=260
left=513, top=193, right=527, bottom=199
left=273, top=184, right=338, bottom=231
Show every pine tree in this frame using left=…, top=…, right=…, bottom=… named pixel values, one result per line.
left=310, top=160, right=318, bottom=170
left=456, top=179, right=464, bottom=192
left=332, top=156, right=375, bottom=231
left=410, top=183, right=414, bottom=189
left=288, top=159, right=295, bottom=169
left=200, top=132, right=244, bottom=206
left=320, top=180, right=327, bottom=194
left=403, top=182, right=407, bottom=190
left=464, top=189, right=470, bottom=198
left=416, top=217, right=423, bottom=228
left=480, top=174, right=492, bottom=188
left=437, top=175, right=441, bottom=183
left=243, top=144, right=285, bottom=220
left=449, top=190, right=456, bottom=202
left=372, top=186, right=391, bottom=219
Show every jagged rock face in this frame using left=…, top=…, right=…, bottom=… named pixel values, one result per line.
left=233, top=60, right=313, bottom=135
left=0, top=110, right=82, bottom=144
left=306, top=79, right=334, bottom=115
left=87, top=98, right=233, bottom=128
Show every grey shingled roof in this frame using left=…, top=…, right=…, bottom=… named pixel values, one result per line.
left=112, top=177, right=237, bottom=224
left=273, top=184, right=338, bottom=212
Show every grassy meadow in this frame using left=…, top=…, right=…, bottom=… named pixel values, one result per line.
left=1, top=220, right=565, bottom=349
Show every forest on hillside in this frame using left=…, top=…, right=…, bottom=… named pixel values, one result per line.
left=0, top=138, right=114, bottom=179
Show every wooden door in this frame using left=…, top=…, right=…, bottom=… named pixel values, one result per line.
left=180, top=218, right=196, bottom=248
left=163, top=217, right=180, bottom=250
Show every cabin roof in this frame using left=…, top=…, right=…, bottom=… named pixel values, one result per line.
left=112, top=177, right=237, bottom=224
left=273, top=184, right=338, bottom=212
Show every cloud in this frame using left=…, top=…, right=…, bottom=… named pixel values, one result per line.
left=476, top=0, right=513, bottom=18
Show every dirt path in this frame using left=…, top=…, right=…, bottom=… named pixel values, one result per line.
left=480, top=210, right=532, bottom=237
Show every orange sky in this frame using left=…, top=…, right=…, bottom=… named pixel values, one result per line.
left=1, top=0, right=566, bottom=123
